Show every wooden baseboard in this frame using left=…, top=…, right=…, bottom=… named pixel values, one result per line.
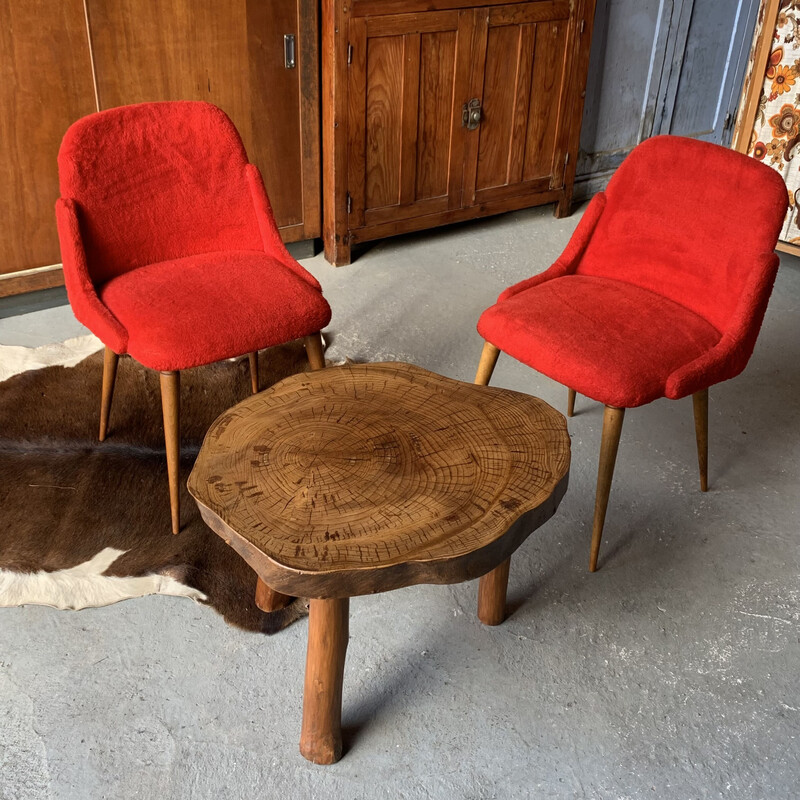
left=0, top=265, right=65, bottom=298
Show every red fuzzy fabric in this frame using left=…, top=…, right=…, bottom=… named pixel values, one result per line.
left=56, top=101, right=330, bottom=371
left=478, top=136, right=788, bottom=407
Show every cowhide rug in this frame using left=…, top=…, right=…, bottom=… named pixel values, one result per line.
left=0, top=335, right=316, bottom=634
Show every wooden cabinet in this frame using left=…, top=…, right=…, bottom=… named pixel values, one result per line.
left=0, top=0, right=320, bottom=297
left=323, top=0, right=596, bottom=265
left=0, top=0, right=96, bottom=294
left=85, top=0, right=320, bottom=243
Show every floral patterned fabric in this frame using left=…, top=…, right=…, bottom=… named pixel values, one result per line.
left=748, top=0, right=800, bottom=243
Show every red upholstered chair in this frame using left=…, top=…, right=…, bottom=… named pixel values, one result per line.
left=474, top=135, right=788, bottom=575
left=56, top=101, right=331, bottom=535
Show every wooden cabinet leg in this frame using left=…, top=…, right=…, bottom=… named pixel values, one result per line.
left=567, top=388, right=576, bottom=418
left=693, top=389, right=709, bottom=492
left=477, top=558, right=511, bottom=626
left=304, top=332, right=326, bottom=371
left=99, top=347, right=119, bottom=441
left=474, top=341, right=500, bottom=386
left=554, top=192, right=573, bottom=218
left=589, top=405, right=625, bottom=572
left=300, top=598, right=349, bottom=764
left=255, top=577, right=292, bottom=612
left=159, top=370, right=181, bottom=535
left=248, top=352, right=259, bottom=394
left=324, top=238, right=352, bottom=266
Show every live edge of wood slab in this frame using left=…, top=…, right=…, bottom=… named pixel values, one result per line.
left=188, top=362, right=570, bottom=599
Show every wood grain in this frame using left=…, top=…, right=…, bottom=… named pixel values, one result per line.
left=299, top=598, right=349, bottom=764
left=523, top=19, right=567, bottom=181
left=0, top=267, right=66, bottom=298
left=365, top=36, right=404, bottom=209
left=0, top=0, right=96, bottom=275
left=475, top=24, right=524, bottom=191
left=322, top=0, right=352, bottom=265
left=85, top=0, right=319, bottom=240
left=189, top=362, right=570, bottom=598
left=323, top=0, right=594, bottom=262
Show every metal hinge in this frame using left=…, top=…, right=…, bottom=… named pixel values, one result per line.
left=346, top=192, right=352, bottom=214
left=347, top=44, right=353, bottom=64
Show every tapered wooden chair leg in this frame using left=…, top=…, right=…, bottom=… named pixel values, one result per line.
left=159, top=371, right=181, bottom=535
left=99, top=347, right=119, bottom=441
left=693, top=388, right=709, bottom=492
left=477, top=558, right=511, bottom=626
left=300, top=598, right=349, bottom=764
left=475, top=341, right=500, bottom=386
left=589, top=405, right=625, bottom=572
left=255, top=577, right=292, bottom=612
left=567, top=388, right=576, bottom=418
left=304, top=332, right=326, bottom=371
left=248, top=352, right=259, bottom=394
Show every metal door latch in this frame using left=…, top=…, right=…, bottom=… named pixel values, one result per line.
left=462, top=98, right=481, bottom=130
left=284, top=34, right=296, bottom=69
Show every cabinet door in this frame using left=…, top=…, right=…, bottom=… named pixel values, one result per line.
left=85, top=0, right=320, bottom=242
left=0, top=0, right=96, bottom=280
left=464, top=0, right=574, bottom=205
left=347, top=11, right=473, bottom=229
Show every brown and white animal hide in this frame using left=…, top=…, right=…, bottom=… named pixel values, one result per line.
left=0, top=335, right=313, bottom=634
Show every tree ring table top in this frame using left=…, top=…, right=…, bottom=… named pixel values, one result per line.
left=188, top=362, right=570, bottom=598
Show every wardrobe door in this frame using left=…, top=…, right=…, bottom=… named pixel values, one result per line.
left=85, top=0, right=320, bottom=241
left=0, top=0, right=96, bottom=291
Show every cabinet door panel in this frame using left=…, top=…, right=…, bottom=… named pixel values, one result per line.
left=365, top=35, right=405, bottom=210
left=349, top=10, right=470, bottom=227
left=523, top=19, right=568, bottom=180
left=85, top=0, right=319, bottom=240
left=0, top=0, right=96, bottom=274
left=416, top=30, right=458, bottom=200
left=469, top=1, right=571, bottom=202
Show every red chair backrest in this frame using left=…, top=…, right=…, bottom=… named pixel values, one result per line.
left=575, top=135, right=788, bottom=332
left=58, top=101, right=263, bottom=284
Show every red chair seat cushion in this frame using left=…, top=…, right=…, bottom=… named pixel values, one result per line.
left=99, top=251, right=332, bottom=371
left=477, top=275, right=722, bottom=408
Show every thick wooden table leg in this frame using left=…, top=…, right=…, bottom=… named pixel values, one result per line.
left=478, top=558, right=511, bottom=626
left=300, top=597, right=349, bottom=764
left=255, top=577, right=292, bottom=612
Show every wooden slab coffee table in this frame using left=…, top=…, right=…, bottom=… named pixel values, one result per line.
left=188, top=362, right=569, bottom=764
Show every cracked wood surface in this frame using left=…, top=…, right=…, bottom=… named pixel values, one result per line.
left=188, top=362, right=570, bottom=598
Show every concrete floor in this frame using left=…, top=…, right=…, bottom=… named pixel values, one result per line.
left=1, top=204, right=799, bottom=799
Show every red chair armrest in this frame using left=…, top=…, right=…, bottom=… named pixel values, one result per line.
left=244, top=164, right=322, bottom=291
left=497, top=191, right=607, bottom=302
left=55, top=198, right=128, bottom=353
left=666, top=252, right=780, bottom=398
